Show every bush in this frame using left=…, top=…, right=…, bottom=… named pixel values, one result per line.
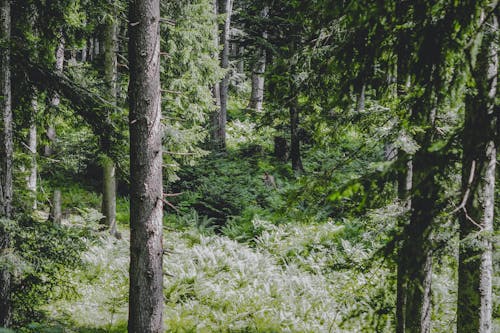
left=0, top=214, right=93, bottom=327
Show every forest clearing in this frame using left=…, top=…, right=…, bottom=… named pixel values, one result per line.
left=0, top=0, right=499, bottom=332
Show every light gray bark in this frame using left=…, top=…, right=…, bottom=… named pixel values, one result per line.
left=0, top=0, right=12, bottom=327
left=248, top=7, right=268, bottom=112
left=128, top=0, right=164, bottom=331
left=45, top=39, right=64, bottom=157
left=215, top=0, right=233, bottom=151
left=49, top=189, right=62, bottom=224
left=289, top=96, right=303, bottom=173
left=457, top=11, right=498, bottom=333
left=356, top=83, right=365, bottom=113
left=27, top=97, right=38, bottom=210
left=101, top=0, right=118, bottom=236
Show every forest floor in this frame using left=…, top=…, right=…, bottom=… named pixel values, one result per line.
left=30, top=205, right=461, bottom=333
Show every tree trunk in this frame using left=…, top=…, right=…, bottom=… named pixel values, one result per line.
left=215, top=0, right=233, bottom=151
left=102, top=0, right=118, bottom=236
left=248, top=6, right=268, bottom=112
left=210, top=0, right=222, bottom=149
left=399, top=145, right=435, bottom=333
left=128, top=0, right=164, bottom=331
left=27, top=97, right=38, bottom=210
left=49, top=189, right=62, bottom=224
left=394, top=1, right=412, bottom=329
left=101, top=156, right=117, bottom=235
left=44, top=39, right=64, bottom=157
left=0, top=0, right=12, bottom=327
left=457, top=12, right=498, bottom=333
left=289, top=96, right=303, bottom=173
left=274, top=136, right=288, bottom=162
left=356, top=82, right=365, bottom=113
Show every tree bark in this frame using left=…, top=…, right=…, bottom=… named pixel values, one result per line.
left=457, top=12, right=498, bottom=333
left=101, top=155, right=117, bottom=235
left=274, top=136, right=288, bottom=162
left=44, top=39, right=64, bottom=157
left=210, top=0, right=222, bottom=149
left=0, top=0, right=12, bottom=327
left=49, top=189, right=62, bottom=224
left=395, top=1, right=412, bottom=330
left=128, top=0, right=164, bottom=332
left=214, top=0, right=233, bottom=151
left=248, top=7, right=268, bottom=112
left=356, top=82, right=365, bottom=113
left=27, top=97, right=38, bottom=210
left=102, top=0, right=118, bottom=236
left=289, top=96, right=303, bottom=173
left=400, top=145, right=436, bottom=333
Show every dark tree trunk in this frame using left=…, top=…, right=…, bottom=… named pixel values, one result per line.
left=0, top=0, right=12, bottom=326
left=102, top=0, right=118, bottom=236
left=128, top=0, right=164, bottom=332
left=210, top=0, right=222, bottom=149
left=457, top=13, right=497, bottom=333
left=399, top=102, right=437, bottom=333
left=289, top=96, right=303, bottom=173
left=394, top=1, right=412, bottom=330
left=274, top=136, right=288, bottom=162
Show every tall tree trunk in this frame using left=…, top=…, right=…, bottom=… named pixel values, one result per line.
left=248, top=6, right=268, bottom=112
left=394, top=1, right=412, bottom=330
left=102, top=0, right=118, bottom=236
left=289, top=96, right=303, bottom=173
left=214, top=0, right=233, bottom=151
left=210, top=0, right=222, bottom=149
left=0, top=0, right=12, bottom=327
left=401, top=146, right=435, bottom=333
left=27, top=97, right=38, bottom=210
left=44, top=39, right=64, bottom=157
left=457, top=12, right=498, bottom=333
left=128, top=0, right=164, bottom=332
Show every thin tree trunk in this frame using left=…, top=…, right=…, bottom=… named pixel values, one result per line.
left=215, top=0, right=233, bottom=151
left=128, top=0, right=164, bottom=331
left=81, top=40, right=87, bottom=62
left=237, top=46, right=244, bottom=74
left=248, top=7, right=268, bottom=112
left=210, top=0, right=222, bottom=149
left=27, top=97, right=38, bottom=210
left=457, top=12, right=498, bottom=333
left=102, top=0, right=118, bottom=236
left=49, top=189, right=62, bottom=224
left=93, top=37, right=100, bottom=59
left=44, top=39, right=64, bottom=157
left=101, top=156, right=117, bottom=235
left=0, top=0, right=12, bottom=327
left=356, top=82, right=365, bottom=113
left=289, top=96, right=303, bottom=173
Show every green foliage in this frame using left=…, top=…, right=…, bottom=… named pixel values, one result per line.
left=0, top=215, right=92, bottom=327
left=172, top=152, right=280, bottom=227
left=161, top=0, right=222, bottom=181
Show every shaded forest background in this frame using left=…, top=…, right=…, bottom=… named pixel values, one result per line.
left=0, top=0, right=498, bottom=332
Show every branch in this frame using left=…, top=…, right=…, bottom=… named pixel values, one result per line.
left=17, top=53, right=125, bottom=159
